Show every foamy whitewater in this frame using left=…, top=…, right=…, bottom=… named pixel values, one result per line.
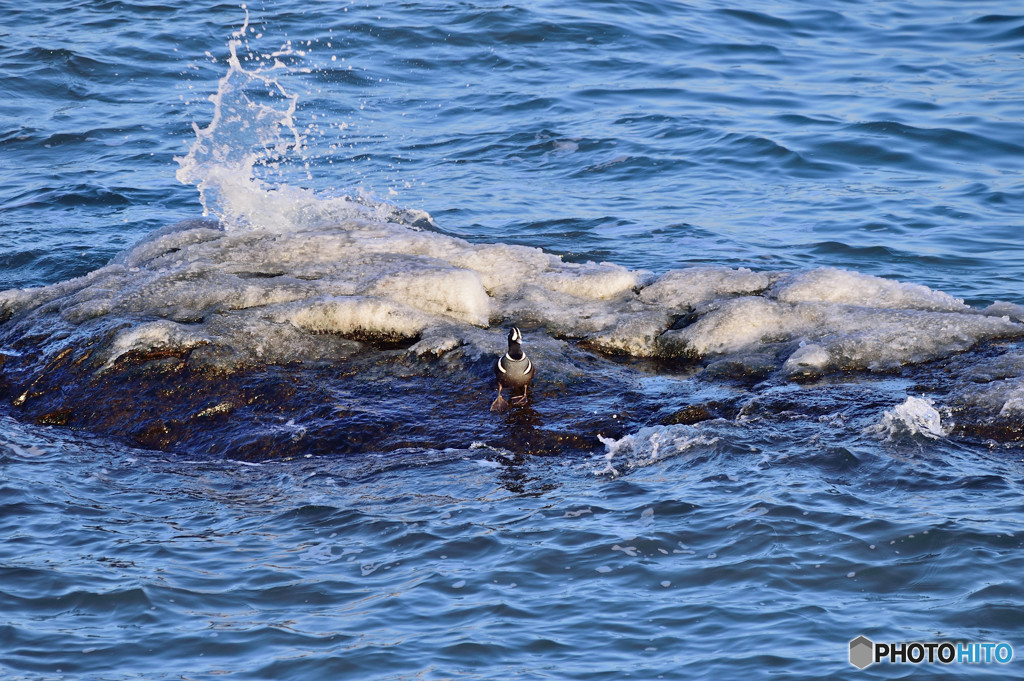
left=3, top=2, right=1024, bottom=679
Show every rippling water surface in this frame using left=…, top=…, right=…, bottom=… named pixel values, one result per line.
left=2, top=0, right=1024, bottom=679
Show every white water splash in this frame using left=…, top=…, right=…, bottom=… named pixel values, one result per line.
left=867, top=396, right=947, bottom=440
left=173, top=10, right=445, bottom=235
left=596, top=424, right=720, bottom=476
left=175, top=7, right=309, bottom=229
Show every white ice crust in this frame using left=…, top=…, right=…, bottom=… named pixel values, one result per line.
left=1, top=213, right=1021, bottom=374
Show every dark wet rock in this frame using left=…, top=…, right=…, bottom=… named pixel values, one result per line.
left=2, top=327, right=1024, bottom=457
left=701, top=353, right=779, bottom=382
left=37, top=408, right=73, bottom=426
left=660, top=402, right=735, bottom=426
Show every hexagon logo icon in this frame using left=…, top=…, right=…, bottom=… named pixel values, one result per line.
left=850, top=636, right=874, bottom=669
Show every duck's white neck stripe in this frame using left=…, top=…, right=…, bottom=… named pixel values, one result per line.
left=496, top=357, right=506, bottom=373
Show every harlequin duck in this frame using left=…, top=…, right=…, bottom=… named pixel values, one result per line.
left=490, top=326, right=535, bottom=412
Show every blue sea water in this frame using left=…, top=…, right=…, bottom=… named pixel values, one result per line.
left=2, top=0, right=1024, bottom=679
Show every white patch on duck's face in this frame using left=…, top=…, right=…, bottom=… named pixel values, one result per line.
left=510, top=327, right=521, bottom=343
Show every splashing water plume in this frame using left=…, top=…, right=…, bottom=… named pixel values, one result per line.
left=867, top=396, right=947, bottom=441
left=175, top=6, right=309, bottom=230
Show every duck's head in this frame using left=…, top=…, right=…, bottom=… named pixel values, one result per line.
left=506, top=326, right=525, bottom=359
